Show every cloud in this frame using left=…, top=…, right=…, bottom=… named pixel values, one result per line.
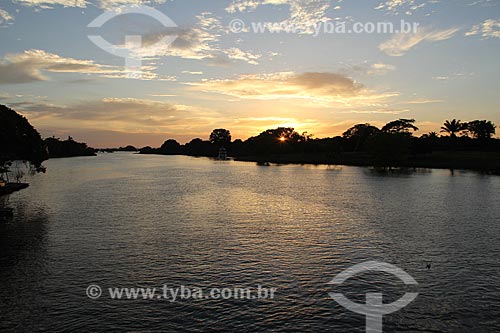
left=379, top=27, right=459, bottom=56
left=0, top=8, right=14, bottom=28
left=8, top=97, right=225, bottom=146
left=344, top=62, right=396, bottom=76
left=7, top=7, right=259, bottom=66
left=467, top=0, right=497, bottom=7
left=140, top=25, right=218, bottom=61
left=341, top=109, right=410, bottom=115
left=226, top=0, right=334, bottom=34
left=11, top=0, right=166, bottom=9
left=0, top=8, right=14, bottom=26
left=0, top=49, right=162, bottom=84
left=368, top=63, right=396, bottom=75
left=402, top=98, right=443, bottom=104
left=374, top=0, right=434, bottom=15
left=432, top=71, right=474, bottom=81
left=11, top=97, right=223, bottom=136
left=223, top=48, right=261, bottom=65
left=12, top=0, right=88, bottom=8
left=225, top=0, right=260, bottom=13
left=189, top=71, right=399, bottom=109
left=182, top=71, right=203, bottom=75
left=136, top=12, right=261, bottom=65
left=148, top=93, right=177, bottom=97
left=375, top=0, right=415, bottom=12
left=466, top=19, right=500, bottom=39
left=97, top=0, right=165, bottom=9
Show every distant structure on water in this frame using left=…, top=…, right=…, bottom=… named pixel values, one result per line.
left=217, top=147, right=228, bottom=160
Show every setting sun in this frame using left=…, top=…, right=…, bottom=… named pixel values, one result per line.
left=279, top=137, right=286, bottom=142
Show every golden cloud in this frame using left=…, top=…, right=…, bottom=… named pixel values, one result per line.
left=189, top=71, right=399, bottom=109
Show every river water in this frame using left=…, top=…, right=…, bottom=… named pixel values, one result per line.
left=1, top=153, right=499, bottom=332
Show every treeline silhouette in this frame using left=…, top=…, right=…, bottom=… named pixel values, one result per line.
left=0, top=105, right=48, bottom=173
left=1, top=105, right=95, bottom=178
left=140, top=119, right=500, bottom=172
left=2, top=102, right=499, bottom=173
left=45, top=137, right=96, bottom=158
left=98, top=145, right=138, bottom=153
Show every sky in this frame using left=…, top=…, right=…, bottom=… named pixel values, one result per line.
left=0, top=0, right=499, bottom=147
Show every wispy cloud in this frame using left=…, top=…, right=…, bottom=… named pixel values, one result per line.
left=432, top=71, right=474, bottom=81
left=379, top=27, right=459, bottom=56
left=339, top=61, right=396, bottom=76
left=344, top=62, right=396, bottom=76
left=402, top=98, right=444, bottom=104
left=97, top=0, right=165, bottom=9
left=182, top=71, right=203, bottom=75
left=467, top=0, right=497, bottom=7
left=135, top=12, right=262, bottom=65
left=375, top=0, right=434, bottom=15
left=226, top=0, right=334, bottom=35
left=11, top=0, right=166, bottom=9
left=12, top=0, right=88, bottom=8
left=223, top=48, right=261, bottom=65
left=0, top=8, right=14, bottom=26
left=369, top=63, right=396, bottom=75
left=0, top=49, right=164, bottom=84
left=341, top=109, right=410, bottom=115
left=466, top=19, right=500, bottom=39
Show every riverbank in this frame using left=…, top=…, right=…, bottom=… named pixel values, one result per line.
left=0, top=183, right=29, bottom=196
left=234, top=151, right=500, bottom=174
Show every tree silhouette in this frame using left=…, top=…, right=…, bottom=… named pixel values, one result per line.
left=441, top=119, right=466, bottom=137
left=44, top=137, right=95, bottom=158
left=466, top=120, right=496, bottom=140
left=263, top=128, right=305, bottom=143
left=343, top=123, right=380, bottom=152
left=184, top=138, right=217, bottom=156
left=0, top=104, right=48, bottom=172
left=209, top=129, right=232, bottom=147
left=382, top=119, right=419, bottom=134
left=160, top=139, right=181, bottom=155
left=244, top=127, right=305, bottom=155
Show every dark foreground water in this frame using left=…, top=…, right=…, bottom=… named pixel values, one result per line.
left=1, top=153, right=499, bottom=332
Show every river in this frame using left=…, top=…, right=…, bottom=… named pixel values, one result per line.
left=1, top=153, right=499, bottom=332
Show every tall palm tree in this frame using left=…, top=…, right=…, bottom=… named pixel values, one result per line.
left=441, top=119, right=465, bottom=137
